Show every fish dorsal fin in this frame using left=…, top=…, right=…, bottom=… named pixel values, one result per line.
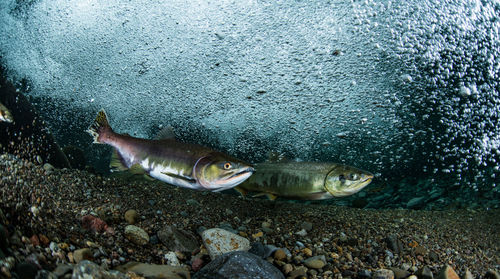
left=155, top=126, right=176, bottom=140
left=266, top=151, right=290, bottom=163
left=110, top=150, right=128, bottom=172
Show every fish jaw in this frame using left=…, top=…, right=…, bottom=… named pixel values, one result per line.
left=324, top=165, right=374, bottom=197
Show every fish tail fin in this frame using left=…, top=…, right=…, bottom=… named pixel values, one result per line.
left=87, top=109, right=113, bottom=144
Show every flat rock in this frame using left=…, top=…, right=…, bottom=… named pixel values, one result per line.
left=200, top=228, right=250, bottom=259
left=374, top=269, right=395, bottom=279
left=116, top=262, right=190, bottom=279
left=192, top=251, right=284, bottom=279
left=389, top=267, right=411, bottom=279
left=72, top=260, right=128, bottom=279
left=124, top=225, right=149, bottom=246
left=158, top=225, right=199, bottom=253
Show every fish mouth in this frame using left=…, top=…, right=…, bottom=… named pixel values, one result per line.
left=229, top=166, right=255, bottom=179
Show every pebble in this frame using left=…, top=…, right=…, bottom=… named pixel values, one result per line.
left=200, top=228, right=251, bottom=259
left=124, top=209, right=139, bottom=225
left=295, top=229, right=307, bottom=236
left=304, top=256, right=326, bottom=269
left=417, top=266, right=434, bottom=279
left=164, top=251, right=180, bottom=266
left=374, top=269, right=395, bottom=279
left=73, top=248, right=93, bottom=263
left=282, top=263, right=293, bottom=274
left=436, top=265, right=459, bottom=279
left=273, top=249, right=286, bottom=261
left=302, top=247, right=312, bottom=257
left=464, top=269, right=473, bottom=279
left=124, top=225, right=149, bottom=246
left=390, top=267, right=411, bottom=279
left=300, top=221, right=313, bottom=231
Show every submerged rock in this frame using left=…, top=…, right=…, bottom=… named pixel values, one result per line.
left=157, top=225, right=199, bottom=254
left=72, top=260, right=127, bottom=279
left=436, top=265, right=459, bottom=279
left=116, top=262, right=190, bottom=279
left=200, top=228, right=251, bottom=259
left=192, top=251, right=284, bottom=279
left=124, top=225, right=149, bottom=246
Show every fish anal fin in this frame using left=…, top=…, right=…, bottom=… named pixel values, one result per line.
left=155, top=126, right=176, bottom=140
left=234, top=186, right=248, bottom=197
left=252, top=192, right=278, bottom=200
left=110, top=150, right=128, bottom=172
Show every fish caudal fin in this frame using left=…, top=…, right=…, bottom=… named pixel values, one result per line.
left=87, top=109, right=113, bottom=144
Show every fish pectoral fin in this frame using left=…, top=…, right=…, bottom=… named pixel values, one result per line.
left=110, top=150, right=128, bottom=172
left=252, top=192, right=278, bottom=201
left=234, top=186, right=248, bottom=197
left=143, top=174, right=155, bottom=181
left=160, top=171, right=196, bottom=183
left=129, top=163, right=146, bottom=175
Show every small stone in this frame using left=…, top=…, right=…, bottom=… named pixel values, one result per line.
left=304, top=257, right=325, bottom=269
left=429, top=251, right=439, bottom=261
left=390, top=267, right=411, bottom=279
left=43, top=163, right=55, bottom=173
left=289, top=267, right=307, bottom=278
left=296, top=229, right=307, bottom=236
left=73, top=248, right=93, bottom=263
left=385, top=234, right=404, bottom=254
left=408, top=276, right=418, bottom=279
left=436, top=265, right=459, bottom=279
left=53, top=264, right=73, bottom=277
left=164, top=251, right=180, bottom=266
left=414, top=246, right=427, bottom=256
left=273, top=249, right=286, bottom=261
left=464, top=269, right=473, bottom=279
left=407, top=197, right=425, bottom=208
left=373, top=269, right=395, bottom=279
left=186, top=199, right=200, bottom=206
left=282, top=264, right=293, bottom=274
left=484, top=270, right=500, bottom=279
left=302, top=247, right=312, bottom=257
left=301, top=221, right=313, bottom=231
left=416, top=266, right=434, bottom=279
left=191, top=256, right=205, bottom=272
left=359, top=270, right=372, bottom=278
left=124, top=225, right=149, bottom=246
left=81, top=215, right=112, bottom=234
left=124, top=210, right=139, bottom=225
left=252, top=231, right=263, bottom=239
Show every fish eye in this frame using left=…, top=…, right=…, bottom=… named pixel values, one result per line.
left=223, top=162, right=232, bottom=170
left=339, top=174, right=346, bottom=183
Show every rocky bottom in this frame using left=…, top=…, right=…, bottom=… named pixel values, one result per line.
left=0, top=153, right=499, bottom=279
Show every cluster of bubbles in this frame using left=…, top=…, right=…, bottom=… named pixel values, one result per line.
left=0, top=0, right=498, bottom=191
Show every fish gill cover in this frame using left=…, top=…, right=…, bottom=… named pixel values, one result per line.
left=0, top=0, right=499, bottom=193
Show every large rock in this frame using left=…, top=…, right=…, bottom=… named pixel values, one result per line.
left=72, top=260, right=128, bottom=279
left=116, top=262, right=190, bottom=279
left=200, top=228, right=251, bottom=259
left=157, top=225, right=199, bottom=253
left=192, top=251, right=284, bottom=279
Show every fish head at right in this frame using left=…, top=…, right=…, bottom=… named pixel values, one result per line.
left=324, top=164, right=373, bottom=197
left=193, top=152, right=255, bottom=191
